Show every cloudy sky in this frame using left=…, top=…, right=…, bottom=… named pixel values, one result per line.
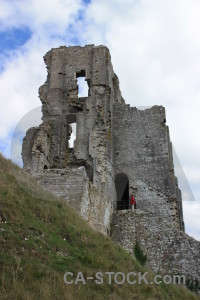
left=0, top=0, right=199, bottom=240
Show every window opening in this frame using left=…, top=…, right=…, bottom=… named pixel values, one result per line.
left=69, top=123, right=77, bottom=148
left=76, top=70, right=88, bottom=97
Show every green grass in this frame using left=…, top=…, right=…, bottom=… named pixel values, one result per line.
left=0, top=153, right=199, bottom=300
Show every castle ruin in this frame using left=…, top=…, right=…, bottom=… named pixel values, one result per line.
left=22, top=45, right=200, bottom=282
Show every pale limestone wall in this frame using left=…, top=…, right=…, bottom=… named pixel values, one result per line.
left=33, top=167, right=88, bottom=212
left=81, top=183, right=113, bottom=234
left=113, top=104, right=184, bottom=230
left=132, top=180, right=176, bottom=226
left=111, top=210, right=200, bottom=281
left=33, top=167, right=113, bottom=234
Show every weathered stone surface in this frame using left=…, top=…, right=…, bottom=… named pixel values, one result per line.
left=33, top=167, right=88, bottom=212
left=113, top=104, right=184, bottom=230
left=22, top=45, right=120, bottom=234
left=22, top=45, right=199, bottom=282
left=111, top=210, right=200, bottom=282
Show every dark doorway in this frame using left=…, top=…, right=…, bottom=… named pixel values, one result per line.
left=115, top=173, right=129, bottom=210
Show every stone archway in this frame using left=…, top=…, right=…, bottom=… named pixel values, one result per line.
left=115, top=173, right=129, bottom=210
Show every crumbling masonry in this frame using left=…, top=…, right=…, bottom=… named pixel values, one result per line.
left=22, top=45, right=200, bottom=282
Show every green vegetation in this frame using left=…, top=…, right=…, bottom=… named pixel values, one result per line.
left=186, top=278, right=200, bottom=294
left=0, top=154, right=198, bottom=299
left=134, top=241, right=147, bottom=266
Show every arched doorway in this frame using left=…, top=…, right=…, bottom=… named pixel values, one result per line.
left=115, top=173, right=129, bottom=210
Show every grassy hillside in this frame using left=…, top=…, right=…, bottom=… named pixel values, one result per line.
left=0, top=153, right=198, bottom=300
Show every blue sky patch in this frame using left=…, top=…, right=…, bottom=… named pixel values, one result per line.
left=0, top=138, right=11, bottom=159
left=0, top=27, right=31, bottom=55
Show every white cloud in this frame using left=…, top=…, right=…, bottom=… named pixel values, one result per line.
left=183, top=201, right=200, bottom=241
left=0, top=0, right=84, bottom=140
left=0, top=0, right=83, bottom=34
left=0, top=45, right=45, bottom=139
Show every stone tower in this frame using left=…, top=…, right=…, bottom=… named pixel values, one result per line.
left=22, top=45, right=200, bottom=281
left=23, top=45, right=123, bottom=233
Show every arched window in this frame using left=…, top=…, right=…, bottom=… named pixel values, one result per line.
left=115, top=173, right=129, bottom=210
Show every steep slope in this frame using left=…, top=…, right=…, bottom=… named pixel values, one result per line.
left=0, top=154, right=198, bottom=300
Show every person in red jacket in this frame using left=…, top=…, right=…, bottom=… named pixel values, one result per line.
left=130, top=194, right=136, bottom=210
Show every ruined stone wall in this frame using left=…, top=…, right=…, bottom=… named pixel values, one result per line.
left=22, top=45, right=124, bottom=234
left=80, top=182, right=112, bottom=234
left=33, top=167, right=88, bottom=212
left=22, top=45, right=184, bottom=232
left=133, top=180, right=175, bottom=224
left=113, top=103, right=184, bottom=230
left=111, top=210, right=200, bottom=282
left=32, top=167, right=111, bottom=234
left=22, top=44, right=199, bottom=282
